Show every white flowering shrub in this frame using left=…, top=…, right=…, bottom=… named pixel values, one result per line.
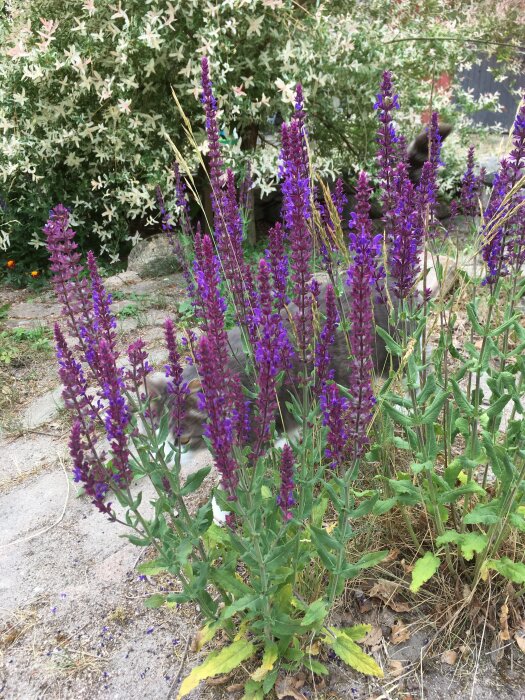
left=0, top=0, right=517, bottom=265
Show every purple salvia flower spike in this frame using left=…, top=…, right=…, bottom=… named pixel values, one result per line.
left=70, top=420, right=112, bottom=516
left=320, top=382, right=349, bottom=470
left=281, top=118, right=314, bottom=362
left=44, top=204, right=94, bottom=349
left=375, top=71, right=401, bottom=221
left=460, top=145, right=481, bottom=217
left=252, top=258, right=294, bottom=457
left=277, top=444, right=296, bottom=521
left=197, top=335, right=239, bottom=498
left=265, top=222, right=289, bottom=309
left=201, top=56, right=225, bottom=222
left=346, top=171, right=379, bottom=464
left=98, top=338, right=131, bottom=486
left=164, top=318, right=189, bottom=439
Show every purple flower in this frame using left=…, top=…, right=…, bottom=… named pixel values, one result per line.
left=201, top=57, right=225, bottom=222
left=98, top=339, right=131, bottom=486
left=265, top=222, right=289, bottom=308
left=314, top=284, right=339, bottom=392
left=156, top=184, right=190, bottom=279
left=281, top=118, right=314, bottom=362
left=125, top=339, right=152, bottom=399
left=349, top=171, right=385, bottom=295
left=252, top=258, right=294, bottom=456
left=277, top=444, right=296, bottom=520
left=173, top=162, right=194, bottom=240
left=69, top=420, right=112, bottom=515
left=375, top=71, right=401, bottom=217
left=164, top=319, right=189, bottom=439
left=86, top=251, right=117, bottom=356
left=54, top=322, right=102, bottom=427
left=389, top=163, right=422, bottom=300
left=346, top=172, right=379, bottom=463
left=416, top=112, right=442, bottom=235
left=460, top=145, right=482, bottom=217
left=196, top=335, right=239, bottom=497
left=44, top=204, right=93, bottom=348
left=481, top=99, right=524, bottom=283
left=320, top=382, right=349, bottom=470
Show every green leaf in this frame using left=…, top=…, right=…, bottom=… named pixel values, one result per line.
left=489, top=314, right=521, bottom=338
left=177, top=639, right=257, bottom=698
left=484, top=394, right=511, bottom=419
left=409, top=552, right=441, bottom=593
left=376, top=326, right=403, bottom=356
left=372, top=497, right=398, bottom=515
left=301, top=599, right=327, bottom=628
left=340, top=624, right=371, bottom=641
left=251, top=641, right=278, bottom=682
left=450, top=379, right=474, bottom=417
left=460, top=533, right=488, bottom=560
left=324, top=628, right=383, bottom=677
left=437, top=482, right=485, bottom=504
left=484, top=557, right=525, bottom=585
left=261, top=484, right=272, bottom=499
left=463, top=504, right=500, bottom=525
left=262, top=668, right=279, bottom=695
left=180, top=466, right=211, bottom=496
left=382, top=403, right=413, bottom=428
left=144, top=594, right=166, bottom=609
left=419, top=389, right=448, bottom=425
left=303, top=656, right=329, bottom=676
left=466, top=302, right=484, bottom=335
left=137, top=560, right=166, bottom=576
left=222, top=595, right=258, bottom=621
left=310, top=525, right=344, bottom=551
left=436, top=530, right=488, bottom=561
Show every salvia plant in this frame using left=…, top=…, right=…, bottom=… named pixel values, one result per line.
left=46, top=59, right=525, bottom=697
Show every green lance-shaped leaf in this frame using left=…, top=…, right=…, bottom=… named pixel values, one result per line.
left=180, top=466, right=211, bottom=496
left=177, top=638, right=257, bottom=698
left=409, top=551, right=441, bottom=593
left=323, top=627, right=383, bottom=677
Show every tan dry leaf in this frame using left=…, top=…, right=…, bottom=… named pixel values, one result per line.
left=206, top=671, right=234, bottom=686
left=369, top=579, right=410, bottom=613
left=441, top=650, right=458, bottom=665
left=499, top=602, right=511, bottom=641
left=226, top=683, right=244, bottom=692
left=385, top=548, right=401, bottom=563
left=275, top=675, right=308, bottom=700
left=388, top=659, right=405, bottom=677
left=515, top=632, right=525, bottom=654
left=363, top=625, right=383, bottom=648
left=390, top=620, right=411, bottom=645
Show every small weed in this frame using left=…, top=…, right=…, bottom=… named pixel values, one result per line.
left=0, top=325, right=52, bottom=365
left=116, top=303, right=142, bottom=319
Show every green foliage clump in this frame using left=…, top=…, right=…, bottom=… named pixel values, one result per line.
left=0, top=0, right=519, bottom=267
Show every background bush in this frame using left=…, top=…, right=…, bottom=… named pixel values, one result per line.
left=0, top=0, right=521, bottom=267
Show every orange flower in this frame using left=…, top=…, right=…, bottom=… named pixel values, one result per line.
left=6, top=259, right=15, bottom=269
left=30, top=270, right=40, bottom=278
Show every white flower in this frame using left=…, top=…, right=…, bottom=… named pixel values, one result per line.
left=247, top=15, right=264, bottom=36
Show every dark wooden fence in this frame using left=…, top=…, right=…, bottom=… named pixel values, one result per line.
left=460, top=54, right=525, bottom=130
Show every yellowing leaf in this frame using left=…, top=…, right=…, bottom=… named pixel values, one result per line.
left=324, top=628, right=383, bottom=677
left=191, top=620, right=220, bottom=653
left=178, top=639, right=257, bottom=699
left=410, top=552, right=441, bottom=593
left=251, top=641, right=278, bottom=681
